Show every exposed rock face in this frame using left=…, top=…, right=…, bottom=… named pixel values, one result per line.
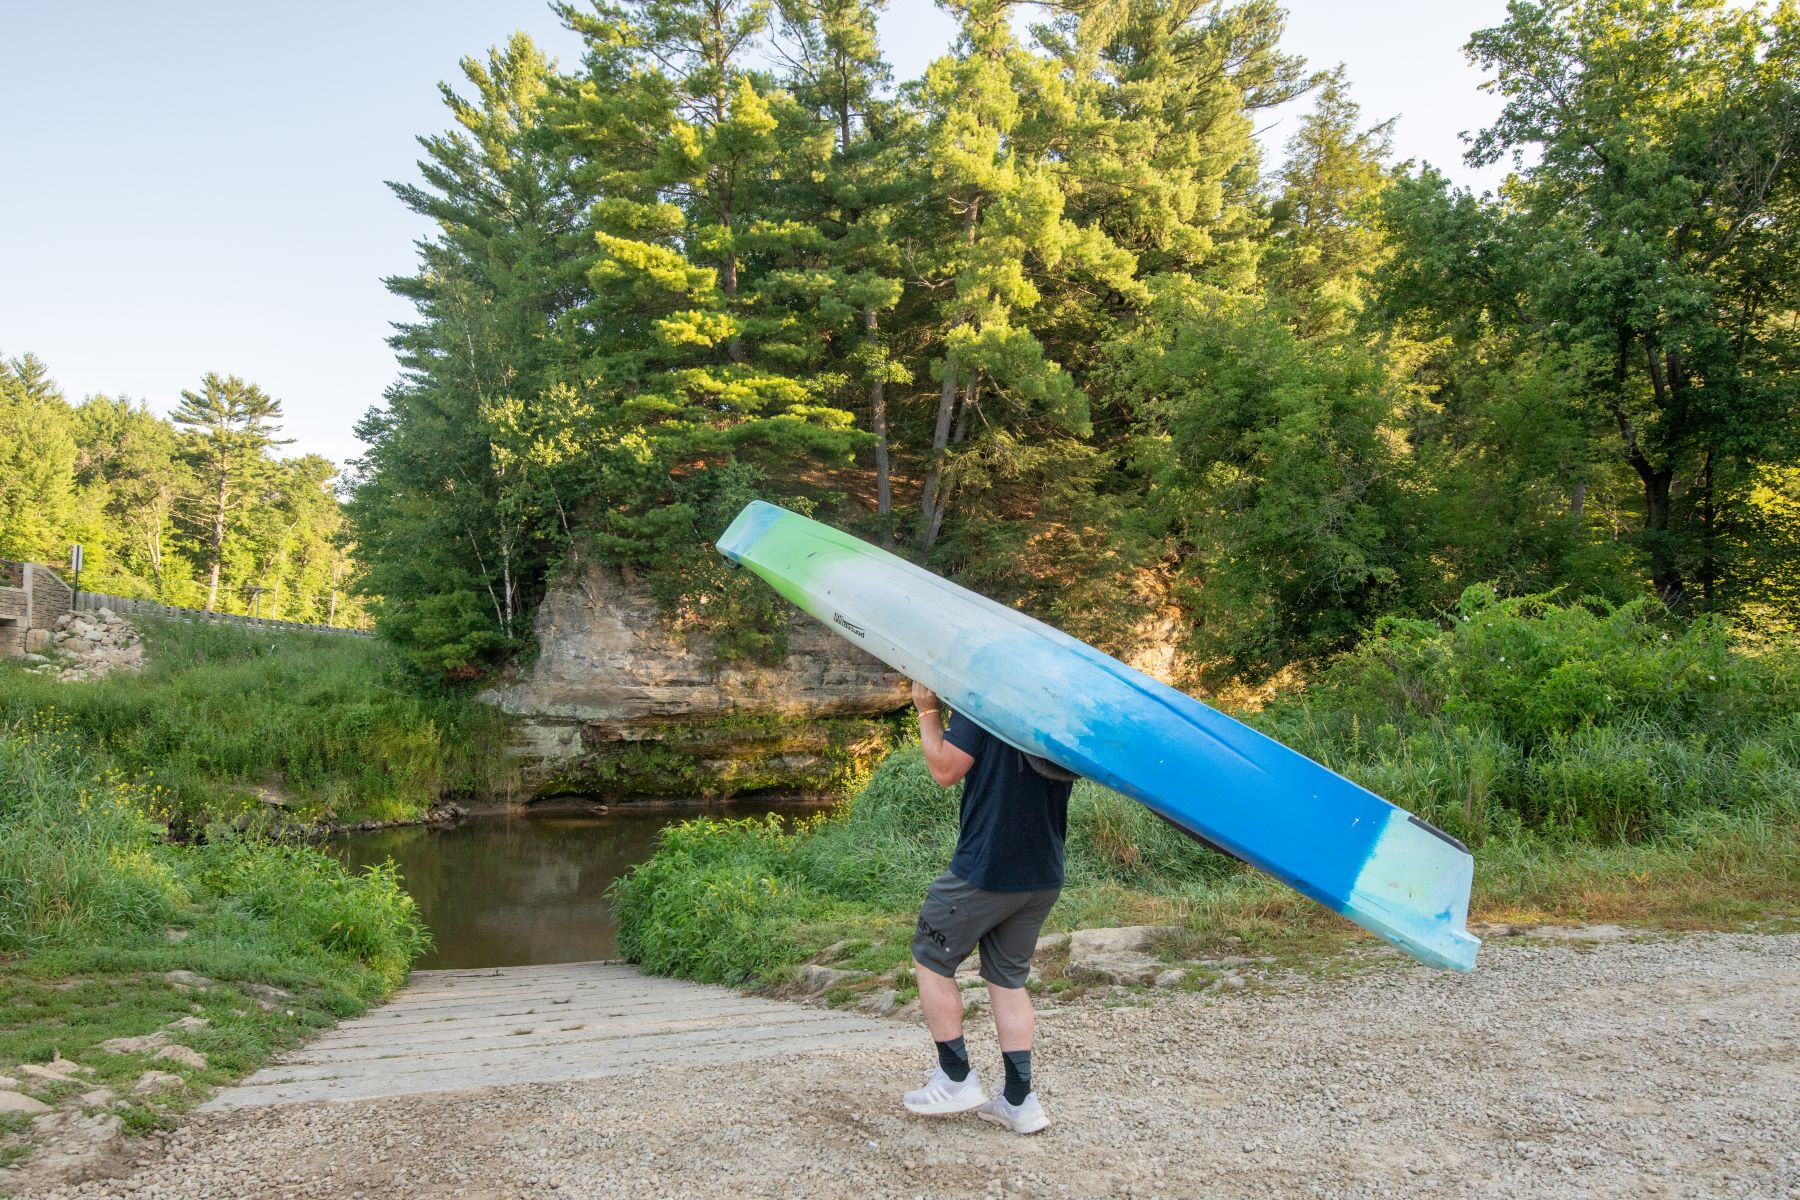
left=483, top=559, right=909, bottom=798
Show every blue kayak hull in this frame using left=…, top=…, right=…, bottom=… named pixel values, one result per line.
left=717, top=501, right=1479, bottom=971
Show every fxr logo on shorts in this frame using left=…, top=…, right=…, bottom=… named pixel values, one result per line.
left=916, top=914, right=950, bottom=949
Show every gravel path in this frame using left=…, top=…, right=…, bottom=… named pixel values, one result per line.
left=39, top=932, right=1800, bottom=1200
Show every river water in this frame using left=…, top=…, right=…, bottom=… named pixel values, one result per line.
left=327, top=801, right=826, bottom=970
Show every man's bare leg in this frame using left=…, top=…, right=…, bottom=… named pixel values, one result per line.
left=903, top=959, right=986, bottom=1114
left=915, top=958, right=965, bottom=1042
left=987, top=982, right=1034, bottom=1052
left=979, top=982, right=1048, bottom=1131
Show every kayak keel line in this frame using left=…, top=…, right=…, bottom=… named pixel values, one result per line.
left=717, top=501, right=1480, bottom=972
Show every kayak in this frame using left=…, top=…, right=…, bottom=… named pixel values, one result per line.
left=716, top=501, right=1479, bottom=972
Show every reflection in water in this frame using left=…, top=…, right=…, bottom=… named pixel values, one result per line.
left=328, top=802, right=824, bottom=969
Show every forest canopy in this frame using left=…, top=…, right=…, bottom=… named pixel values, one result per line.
left=0, top=353, right=364, bottom=627
left=352, top=0, right=1800, bottom=678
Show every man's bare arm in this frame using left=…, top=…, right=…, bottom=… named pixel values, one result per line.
left=912, top=681, right=974, bottom=787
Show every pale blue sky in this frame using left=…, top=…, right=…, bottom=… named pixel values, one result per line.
left=0, top=1, right=1507, bottom=467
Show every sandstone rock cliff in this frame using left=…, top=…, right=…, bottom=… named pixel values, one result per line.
left=482, top=559, right=909, bottom=798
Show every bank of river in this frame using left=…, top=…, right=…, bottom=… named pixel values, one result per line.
left=328, top=801, right=828, bottom=969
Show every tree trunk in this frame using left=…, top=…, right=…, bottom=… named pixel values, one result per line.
left=919, top=197, right=980, bottom=550
left=865, top=305, right=893, bottom=545
left=1638, top=462, right=1681, bottom=609
left=205, top=453, right=228, bottom=613
left=919, top=364, right=958, bottom=550
left=1698, top=448, right=1716, bottom=610
left=952, top=377, right=977, bottom=445
left=1611, top=332, right=1685, bottom=607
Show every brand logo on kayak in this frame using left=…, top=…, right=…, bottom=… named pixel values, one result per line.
left=832, top=612, right=866, bottom=638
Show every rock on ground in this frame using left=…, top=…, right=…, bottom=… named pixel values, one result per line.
left=43, top=611, right=145, bottom=682
left=1064, top=924, right=1181, bottom=986
left=4, top=1112, right=124, bottom=1190
left=0, top=1091, right=52, bottom=1115
left=20, top=932, right=1799, bottom=1199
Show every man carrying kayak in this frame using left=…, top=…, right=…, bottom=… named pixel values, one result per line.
left=903, top=680, right=1074, bottom=1135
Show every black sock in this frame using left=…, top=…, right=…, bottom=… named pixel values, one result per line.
left=936, top=1036, right=970, bottom=1082
left=1002, top=1049, right=1032, bottom=1104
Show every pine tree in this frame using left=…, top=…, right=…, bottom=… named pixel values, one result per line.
left=554, top=0, right=866, bottom=563
left=0, top=353, right=79, bottom=564
left=910, top=0, right=1140, bottom=549
left=357, top=33, right=593, bottom=668
left=171, top=373, right=291, bottom=613
left=1262, top=66, right=1395, bottom=340
left=770, top=0, right=911, bottom=541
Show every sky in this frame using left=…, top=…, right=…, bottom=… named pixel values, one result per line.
left=0, top=0, right=1509, bottom=468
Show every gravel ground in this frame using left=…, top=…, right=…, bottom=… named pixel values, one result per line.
left=36, top=932, right=1800, bottom=1200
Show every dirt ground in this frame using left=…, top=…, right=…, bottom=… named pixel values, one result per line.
left=33, top=932, right=1800, bottom=1199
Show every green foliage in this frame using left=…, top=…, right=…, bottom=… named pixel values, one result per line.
left=612, top=815, right=834, bottom=984
left=616, top=598, right=1798, bottom=987
left=1382, top=0, right=1800, bottom=610
left=0, top=716, right=428, bottom=1157
left=1259, top=588, right=1800, bottom=843
left=611, top=742, right=1247, bottom=983
left=0, top=714, right=428, bottom=975
left=0, top=618, right=512, bottom=829
left=0, top=353, right=365, bottom=625
left=0, top=717, right=179, bottom=950
left=0, top=353, right=81, bottom=564
left=1108, top=282, right=1414, bottom=672
left=1261, top=66, right=1394, bottom=339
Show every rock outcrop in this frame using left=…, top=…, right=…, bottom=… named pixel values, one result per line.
left=483, top=558, right=909, bottom=799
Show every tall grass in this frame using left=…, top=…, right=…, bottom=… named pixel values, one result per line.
left=0, top=716, right=428, bottom=995
left=1258, top=588, right=1800, bottom=844
left=0, top=714, right=430, bottom=1154
left=615, top=591, right=1799, bottom=986
left=0, top=617, right=514, bottom=827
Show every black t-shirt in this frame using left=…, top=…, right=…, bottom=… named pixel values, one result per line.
left=944, top=712, right=1073, bottom=892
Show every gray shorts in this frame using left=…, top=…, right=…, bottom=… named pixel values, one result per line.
left=911, top=871, right=1060, bottom=989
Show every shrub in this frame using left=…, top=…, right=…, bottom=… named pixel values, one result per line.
left=611, top=816, right=834, bottom=984
left=1259, top=588, right=1799, bottom=843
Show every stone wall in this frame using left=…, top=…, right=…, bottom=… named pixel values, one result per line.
left=483, top=557, right=910, bottom=799
left=0, top=561, right=72, bottom=660
left=30, top=564, right=72, bottom=634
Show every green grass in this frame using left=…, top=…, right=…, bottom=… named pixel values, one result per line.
left=0, top=719, right=429, bottom=1178
left=0, top=616, right=514, bottom=828
left=614, top=594, right=1800, bottom=990
left=615, top=745, right=1800, bottom=990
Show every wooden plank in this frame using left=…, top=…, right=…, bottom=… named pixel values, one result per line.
left=203, top=961, right=909, bottom=1110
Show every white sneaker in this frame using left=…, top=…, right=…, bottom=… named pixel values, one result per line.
left=903, top=1066, right=986, bottom=1115
left=977, top=1092, right=1049, bottom=1134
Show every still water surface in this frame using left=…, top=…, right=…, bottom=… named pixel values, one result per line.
left=329, top=802, right=824, bottom=969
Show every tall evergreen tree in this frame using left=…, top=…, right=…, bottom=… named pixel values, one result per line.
left=0, top=354, right=79, bottom=564
left=554, top=0, right=866, bottom=561
left=771, top=0, right=911, bottom=541
left=1262, top=66, right=1395, bottom=340
left=356, top=33, right=593, bottom=669
left=171, top=373, right=291, bottom=613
